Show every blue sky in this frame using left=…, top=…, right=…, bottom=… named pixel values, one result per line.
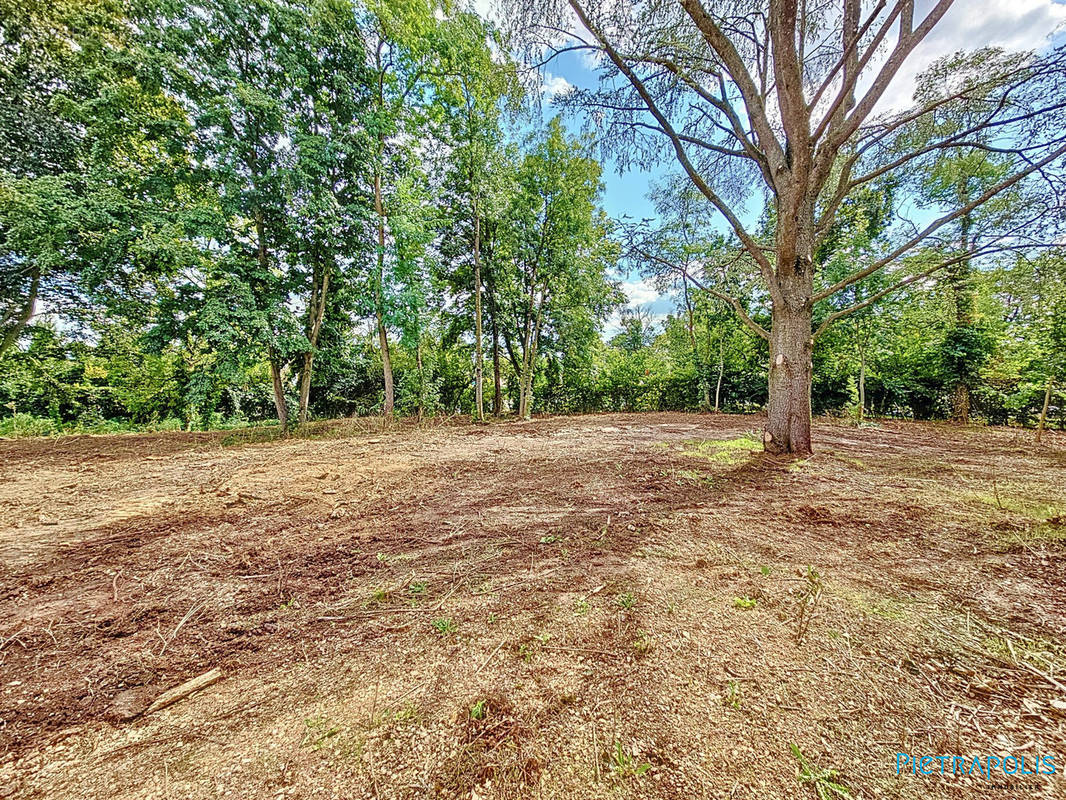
left=517, top=0, right=1066, bottom=331
left=539, top=49, right=658, bottom=223
left=537, top=47, right=678, bottom=327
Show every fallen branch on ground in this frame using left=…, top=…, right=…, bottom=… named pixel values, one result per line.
left=145, top=668, right=222, bottom=716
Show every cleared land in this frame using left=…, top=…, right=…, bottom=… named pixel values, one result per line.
left=0, top=413, right=1064, bottom=799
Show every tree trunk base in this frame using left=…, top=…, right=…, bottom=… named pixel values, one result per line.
left=764, top=307, right=813, bottom=456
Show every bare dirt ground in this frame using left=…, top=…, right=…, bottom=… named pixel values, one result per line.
left=1, top=412, right=1064, bottom=799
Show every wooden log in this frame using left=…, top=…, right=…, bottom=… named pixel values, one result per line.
left=145, top=668, right=222, bottom=716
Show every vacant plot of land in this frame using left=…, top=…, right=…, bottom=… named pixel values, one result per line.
left=0, top=413, right=1064, bottom=799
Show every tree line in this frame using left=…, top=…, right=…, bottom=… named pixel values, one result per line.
left=1, top=0, right=1064, bottom=445
left=1, top=0, right=620, bottom=433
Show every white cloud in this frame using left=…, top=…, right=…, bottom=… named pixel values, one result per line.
left=579, top=46, right=605, bottom=71
left=621, top=276, right=660, bottom=306
left=541, top=72, right=575, bottom=101
left=469, top=0, right=496, bottom=21
left=601, top=277, right=669, bottom=336
left=603, top=309, right=670, bottom=337
left=874, top=0, right=1066, bottom=111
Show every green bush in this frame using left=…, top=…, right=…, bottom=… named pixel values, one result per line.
left=149, top=417, right=185, bottom=432
left=0, top=413, right=61, bottom=437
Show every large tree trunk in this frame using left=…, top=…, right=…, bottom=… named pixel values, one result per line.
left=473, top=202, right=485, bottom=421
left=763, top=220, right=810, bottom=456
left=268, top=346, right=288, bottom=435
left=765, top=304, right=813, bottom=455
left=298, top=260, right=330, bottom=426
left=1036, top=377, right=1053, bottom=443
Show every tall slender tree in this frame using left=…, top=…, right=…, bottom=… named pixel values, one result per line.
left=289, top=0, right=375, bottom=425
left=435, top=12, right=520, bottom=420
left=159, top=0, right=316, bottom=432
left=497, top=120, right=618, bottom=418
left=362, top=0, right=447, bottom=416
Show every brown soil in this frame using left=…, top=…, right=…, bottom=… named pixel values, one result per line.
left=0, top=413, right=1064, bottom=799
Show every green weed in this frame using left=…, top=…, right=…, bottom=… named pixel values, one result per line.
left=681, top=436, right=761, bottom=466
left=432, top=618, right=457, bottom=636
left=790, top=743, right=850, bottom=799
left=608, top=741, right=651, bottom=778
left=301, top=717, right=341, bottom=751
left=393, top=702, right=420, bottom=723
left=724, top=680, right=742, bottom=709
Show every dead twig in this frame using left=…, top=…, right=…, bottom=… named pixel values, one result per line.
left=474, top=640, right=506, bottom=675
left=431, top=578, right=466, bottom=611
left=542, top=644, right=614, bottom=657
left=160, top=601, right=206, bottom=657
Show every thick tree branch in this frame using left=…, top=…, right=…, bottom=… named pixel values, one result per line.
left=678, top=0, right=786, bottom=178
left=623, top=52, right=773, bottom=183
left=808, top=0, right=887, bottom=113
left=813, top=0, right=901, bottom=145
left=812, top=141, right=1066, bottom=302
left=632, top=246, right=770, bottom=341
left=568, top=0, right=782, bottom=304
left=683, top=267, right=771, bottom=341
left=812, top=0, right=955, bottom=193
left=813, top=259, right=947, bottom=338
left=831, top=0, right=955, bottom=146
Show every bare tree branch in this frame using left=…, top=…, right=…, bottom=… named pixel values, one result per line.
left=567, top=0, right=782, bottom=303
left=628, top=244, right=770, bottom=341
left=813, top=141, right=1066, bottom=303
left=679, top=0, right=787, bottom=180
